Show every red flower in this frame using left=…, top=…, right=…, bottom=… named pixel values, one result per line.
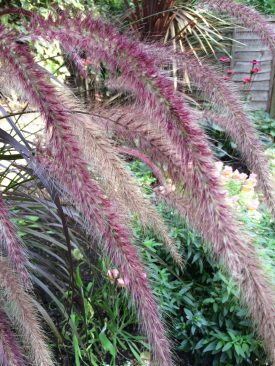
left=223, top=75, right=230, bottom=80
left=243, top=77, right=252, bottom=84
left=227, top=69, right=235, bottom=75
left=250, top=59, right=261, bottom=65
left=251, top=67, right=260, bottom=74
left=219, top=56, right=230, bottom=63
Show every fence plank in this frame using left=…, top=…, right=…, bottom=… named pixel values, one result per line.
left=228, top=17, right=275, bottom=112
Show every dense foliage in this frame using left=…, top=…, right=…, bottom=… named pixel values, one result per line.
left=244, top=0, right=275, bottom=14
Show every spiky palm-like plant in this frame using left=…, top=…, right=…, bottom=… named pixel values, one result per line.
left=0, top=3, right=274, bottom=365
left=123, top=0, right=229, bottom=56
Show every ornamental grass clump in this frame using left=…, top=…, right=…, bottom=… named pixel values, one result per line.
left=0, top=3, right=274, bottom=365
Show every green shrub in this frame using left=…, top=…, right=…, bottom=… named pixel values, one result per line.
left=244, top=0, right=275, bottom=14
left=251, top=110, right=275, bottom=143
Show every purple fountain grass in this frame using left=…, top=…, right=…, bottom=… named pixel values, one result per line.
left=62, top=43, right=88, bottom=78
left=2, top=3, right=275, bottom=210
left=0, top=258, right=54, bottom=366
left=199, top=0, right=275, bottom=56
left=0, top=8, right=275, bottom=365
left=24, top=14, right=275, bottom=361
left=0, top=36, right=173, bottom=366
left=0, top=308, right=26, bottom=366
left=0, top=196, right=31, bottom=289
left=25, top=12, right=275, bottom=225
left=26, top=15, right=214, bottom=186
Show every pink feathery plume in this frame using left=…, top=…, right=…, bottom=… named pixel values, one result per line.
left=0, top=196, right=31, bottom=289
left=200, top=0, right=275, bottom=55
left=0, top=308, right=26, bottom=366
left=0, top=258, right=54, bottom=366
left=62, top=43, right=88, bottom=78
left=0, top=34, right=173, bottom=366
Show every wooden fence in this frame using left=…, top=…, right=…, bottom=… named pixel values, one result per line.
left=227, top=16, right=275, bottom=116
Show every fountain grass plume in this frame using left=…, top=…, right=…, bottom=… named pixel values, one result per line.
left=199, top=0, right=275, bottom=56
left=0, top=308, right=26, bottom=366
left=0, top=196, right=31, bottom=289
left=0, top=258, right=54, bottom=366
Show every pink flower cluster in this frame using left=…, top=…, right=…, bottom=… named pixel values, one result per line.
left=219, top=57, right=261, bottom=84
left=243, top=60, right=261, bottom=84
left=219, top=55, right=235, bottom=81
